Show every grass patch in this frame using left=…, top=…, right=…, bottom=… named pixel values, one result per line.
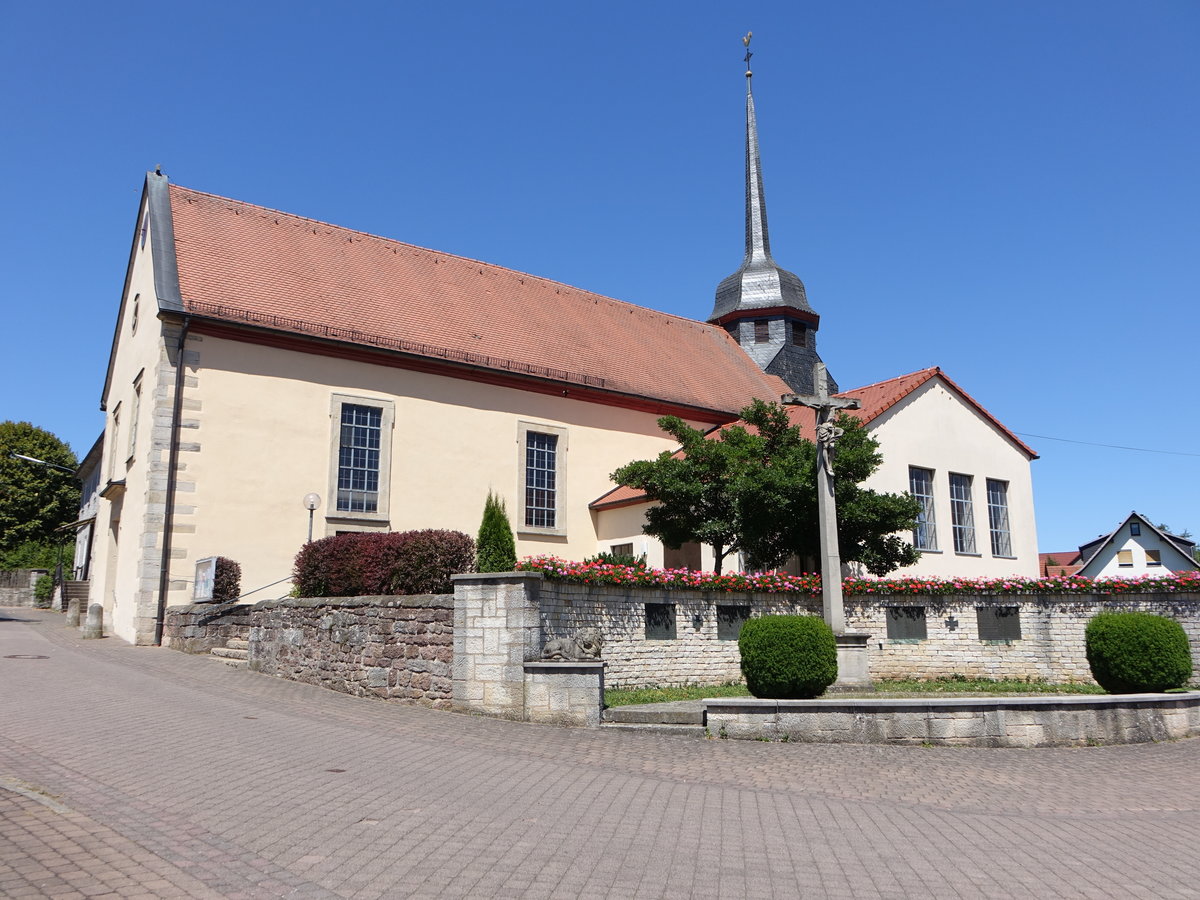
left=874, top=677, right=1106, bottom=695
left=605, top=676, right=1107, bottom=706
left=605, top=683, right=750, bottom=707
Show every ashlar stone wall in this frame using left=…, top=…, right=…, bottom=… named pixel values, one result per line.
left=539, top=582, right=1200, bottom=688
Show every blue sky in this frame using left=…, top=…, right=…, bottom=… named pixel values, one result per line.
left=2, top=1, right=1196, bottom=552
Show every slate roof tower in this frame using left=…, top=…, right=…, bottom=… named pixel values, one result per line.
left=709, top=39, right=835, bottom=396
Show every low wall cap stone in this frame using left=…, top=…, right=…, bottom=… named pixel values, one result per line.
left=452, top=571, right=544, bottom=584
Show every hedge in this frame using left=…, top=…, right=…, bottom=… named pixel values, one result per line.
left=293, top=530, right=475, bottom=598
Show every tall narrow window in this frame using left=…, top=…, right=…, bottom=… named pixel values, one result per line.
left=127, top=374, right=142, bottom=460
left=524, top=432, right=558, bottom=528
left=986, top=478, right=1012, bottom=557
left=908, top=467, right=937, bottom=550
left=753, top=320, right=770, bottom=343
left=949, top=473, right=976, bottom=554
left=109, top=403, right=121, bottom=479
left=517, top=422, right=567, bottom=535
left=337, top=404, right=382, bottom=513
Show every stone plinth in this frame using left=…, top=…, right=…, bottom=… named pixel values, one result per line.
left=523, top=661, right=605, bottom=727
left=829, top=632, right=873, bottom=693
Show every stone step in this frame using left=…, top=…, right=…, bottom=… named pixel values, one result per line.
left=226, top=638, right=249, bottom=650
left=603, top=702, right=705, bottom=726
left=210, top=646, right=248, bottom=660
left=208, top=655, right=247, bottom=668
left=600, top=723, right=707, bottom=738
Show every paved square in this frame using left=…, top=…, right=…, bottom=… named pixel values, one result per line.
left=3, top=608, right=1199, bottom=898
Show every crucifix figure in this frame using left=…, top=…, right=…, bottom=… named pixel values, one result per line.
left=781, top=362, right=861, bottom=635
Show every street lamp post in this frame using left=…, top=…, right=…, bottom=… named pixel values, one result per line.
left=303, top=493, right=322, bottom=543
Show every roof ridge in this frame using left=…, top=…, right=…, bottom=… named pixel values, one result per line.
left=836, top=367, right=938, bottom=396
left=169, top=183, right=723, bottom=333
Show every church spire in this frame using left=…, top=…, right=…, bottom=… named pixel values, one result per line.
left=709, top=34, right=833, bottom=396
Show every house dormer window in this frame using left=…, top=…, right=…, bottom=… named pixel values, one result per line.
left=1130, top=522, right=1141, bottom=536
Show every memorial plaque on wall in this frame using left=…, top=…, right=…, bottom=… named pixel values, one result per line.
left=193, top=557, right=217, bottom=602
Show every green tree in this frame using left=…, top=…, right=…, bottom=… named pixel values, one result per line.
left=0, top=422, right=80, bottom=567
left=476, top=490, right=517, bottom=573
left=611, top=400, right=921, bottom=576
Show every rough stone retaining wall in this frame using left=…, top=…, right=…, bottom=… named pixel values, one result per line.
left=250, top=595, right=453, bottom=705
left=706, top=693, right=1200, bottom=747
left=0, top=569, right=49, bottom=608
left=164, top=594, right=454, bottom=706
left=163, top=602, right=254, bottom=653
left=540, top=583, right=1200, bottom=688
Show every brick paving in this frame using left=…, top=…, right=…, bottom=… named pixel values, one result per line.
left=2, top=608, right=1199, bottom=899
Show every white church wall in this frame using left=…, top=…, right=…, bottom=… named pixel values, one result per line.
left=864, top=378, right=1039, bottom=578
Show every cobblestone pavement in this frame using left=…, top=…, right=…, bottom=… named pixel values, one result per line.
left=3, top=608, right=1199, bottom=899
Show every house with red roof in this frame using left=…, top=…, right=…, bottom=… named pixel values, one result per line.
left=86, top=70, right=1039, bottom=645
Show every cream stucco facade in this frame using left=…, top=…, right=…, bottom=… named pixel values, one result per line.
left=595, top=375, right=1040, bottom=579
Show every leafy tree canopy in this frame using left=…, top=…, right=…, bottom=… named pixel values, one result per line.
left=0, top=422, right=80, bottom=563
left=611, top=400, right=920, bottom=576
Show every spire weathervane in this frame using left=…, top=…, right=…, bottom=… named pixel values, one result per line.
left=743, top=31, right=753, bottom=77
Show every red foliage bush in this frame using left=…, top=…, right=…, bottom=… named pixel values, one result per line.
left=293, top=530, right=474, bottom=598
left=213, top=557, right=242, bottom=602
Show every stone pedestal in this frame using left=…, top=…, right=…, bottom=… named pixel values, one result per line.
left=829, top=632, right=873, bottom=693
left=523, top=661, right=605, bottom=727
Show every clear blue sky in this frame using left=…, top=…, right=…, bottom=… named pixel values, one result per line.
left=2, top=1, right=1196, bottom=552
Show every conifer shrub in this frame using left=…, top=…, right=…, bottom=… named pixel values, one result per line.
left=212, top=557, right=242, bottom=602
left=476, top=491, right=517, bottom=573
left=293, top=530, right=474, bottom=597
left=1085, top=611, right=1193, bottom=693
left=738, top=614, right=838, bottom=699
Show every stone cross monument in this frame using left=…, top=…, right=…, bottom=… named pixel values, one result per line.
left=781, top=362, right=860, bottom=635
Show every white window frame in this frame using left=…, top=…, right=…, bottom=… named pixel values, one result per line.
left=108, top=403, right=122, bottom=479
left=908, top=466, right=938, bottom=551
left=517, top=421, right=567, bottom=537
left=327, top=394, right=394, bottom=524
left=949, top=473, right=977, bottom=555
left=986, top=478, right=1013, bottom=558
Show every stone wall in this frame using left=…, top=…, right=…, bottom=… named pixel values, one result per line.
left=250, top=595, right=453, bottom=705
left=0, top=569, right=49, bottom=608
left=539, top=582, right=1200, bottom=688
left=162, top=601, right=254, bottom=653
left=706, top=693, right=1200, bottom=747
left=165, top=594, right=454, bottom=706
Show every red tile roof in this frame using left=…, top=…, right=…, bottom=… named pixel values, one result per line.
left=167, top=184, right=789, bottom=418
left=592, top=367, right=1037, bottom=509
left=1038, top=551, right=1082, bottom=577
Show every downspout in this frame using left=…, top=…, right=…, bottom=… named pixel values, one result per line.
left=154, top=316, right=190, bottom=644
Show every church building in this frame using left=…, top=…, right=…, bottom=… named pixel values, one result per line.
left=85, top=64, right=1038, bottom=645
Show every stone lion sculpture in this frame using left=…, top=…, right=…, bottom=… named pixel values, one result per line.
left=540, top=627, right=604, bottom=661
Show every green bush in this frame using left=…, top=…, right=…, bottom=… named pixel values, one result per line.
left=212, top=557, right=242, bottom=602
left=1085, top=611, right=1193, bottom=693
left=1, top=540, right=62, bottom=571
left=33, top=574, right=54, bottom=607
left=476, top=491, right=517, bottom=573
left=738, top=614, right=838, bottom=699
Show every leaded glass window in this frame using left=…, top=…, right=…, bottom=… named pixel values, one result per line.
left=909, top=467, right=937, bottom=550
left=950, top=473, right=976, bottom=554
left=337, top=404, right=382, bottom=513
left=986, top=478, right=1012, bottom=557
left=525, top=431, right=557, bottom=528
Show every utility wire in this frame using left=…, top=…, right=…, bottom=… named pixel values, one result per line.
left=1015, top=432, right=1200, bottom=458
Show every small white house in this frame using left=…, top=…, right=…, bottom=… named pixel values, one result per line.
left=1073, top=513, right=1198, bottom=578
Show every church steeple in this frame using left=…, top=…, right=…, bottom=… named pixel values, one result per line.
left=709, top=34, right=834, bottom=396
